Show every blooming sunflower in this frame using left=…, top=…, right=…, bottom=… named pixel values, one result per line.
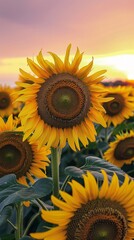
left=102, top=80, right=134, bottom=96
left=103, top=130, right=134, bottom=168
left=15, top=44, right=109, bottom=151
left=120, top=80, right=134, bottom=96
left=0, top=84, right=15, bottom=118
left=101, top=85, right=134, bottom=126
left=31, top=170, right=134, bottom=240
left=0, top=115, right=50, bottom=186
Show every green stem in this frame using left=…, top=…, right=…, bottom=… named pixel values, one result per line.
left=7, top=219, right=17, bottom=230
left=51, top=147, right=61, bottom=200
left=104, top=128, right=108, bottom=142
left=15, top=202, right=23, bottom=240
left=60, top=175, right=71, bottom=192
left=98, top=148, right=103, bottom=158
left=127, top=169, right=134, bottom=175
left=36, top=198, right=48, bottom=210
left=23, top=212, right=40, bottom=237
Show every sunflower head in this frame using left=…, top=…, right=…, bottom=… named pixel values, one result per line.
left=103, top=130, right=134, bottom=167
left=101, top=85, right=134, bottom=126
left=31, top=170, right=134, bottom=240
left=0, top=85, right=16, bottom=118
left=15, top=44, right=109, bottom=151
left=37, top=72, right=91, bottom=128
left=0, top=115, right=50, bottom=186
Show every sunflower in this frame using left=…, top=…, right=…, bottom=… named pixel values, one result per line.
left=0, top=85, right=15, bottom=118
left=0, top=115, right=50, bottom=186
left=103, top=130, right=134, bottom=168
left=31, top=170, right=134, bottom=240
left=15, top=44, right=110, bottom=151
left=102, top=80, right=134, bottom=95
left=119, top=80, right=134, bottom=96
left=101, top=85, right=134, bottom=126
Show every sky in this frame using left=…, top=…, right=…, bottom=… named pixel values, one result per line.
left=0, top=0, right=134, bottom=86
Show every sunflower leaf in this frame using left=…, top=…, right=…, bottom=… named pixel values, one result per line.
left=0, top=206, right=12, bottom=226
left=64, top=166, right=85, bottom=177
left=0, top=174, right=18, bottom=191
left=0, top=185, right=28, bottom=203
left=111, top=121, right=134, bottom=136
left=82, top=156, right=125, bottom=183
left=86, top=167, right=125, bottom=183
left=88, top=170, right=112, bottom=181
left=0, top=234, right=15, bottom=240
left=0, top=178, right=53, bottom=212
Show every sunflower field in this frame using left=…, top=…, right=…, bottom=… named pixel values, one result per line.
left=0, top=45, right=134, bottom=240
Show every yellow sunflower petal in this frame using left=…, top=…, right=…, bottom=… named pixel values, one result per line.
left=51, top=195, right=74, bottom=211
left=30, top=170, right=134, bottom=239
left=15, top=46, right=111, bottom=151
left=64, top=43, right=71, bottom=70
left=48, top=52, right=64, bottom=72
left=70, top=47, right=83, bottom=73
left=27, top=58, right=49, bottom=78
left=76, top=57, right=93, bottom=79
left=99, top=170, right=109, bottom=198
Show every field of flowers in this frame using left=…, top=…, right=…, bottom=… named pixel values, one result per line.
left=0, top=45, right=134, bottom=240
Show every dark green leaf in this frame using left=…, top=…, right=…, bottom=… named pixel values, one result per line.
left=65, top=166, right=85, bottom=178
left=112, top=122, right=134, bottom=136
left=81, top=156, right=125, bottom=183
left=0, top=185, right=27, bottom=203
left=0, top=174, right=17, bottom=191
left=89, top=170, right=112, bottom=181
left=32, top=178, right=52, bottom=195
left=97, top=141, right=108, bottom=151
left=0, top=234, right=15, bottom=240
left=0, top=206, right=12, bottom=226
left=84, top=166, right=125, bottom=183
left=84, top=156, right=124, bottom=172
left=0, top=178, right=53, bottom=212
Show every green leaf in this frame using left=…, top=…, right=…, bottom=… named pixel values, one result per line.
left=87, top=166, right=125, bottom=183
left=0, top=178, right=53, bottom=212
left=0, top=185, right=27, bottom=202
left=64, top=166, right=85, bottom=178
left=97, top=141, right=108, bottom=151
left=0, top=234, right=15, bottom=240
left=32, top=178, right=53, bottom=196
left=112, top=122, right=134, bottom=136
left=89, top=170, right=111, bottom=181
left=0, top=174, right=17, bottom=191
left=0, top=206, right=12, bottom=226
left=82, top=156, right=125, bottom=183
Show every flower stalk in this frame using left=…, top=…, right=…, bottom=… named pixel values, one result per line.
left=51, top=147, right=61, bottom=202
left=15, top=202, right=23, bottom=240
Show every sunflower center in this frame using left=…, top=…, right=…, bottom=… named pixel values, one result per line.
left=66, top=199, right=127, bottom=240
left=103, top=94, right=124, bottom=116
left=0, top=92, right=11, bottom=109
left=0, top=132, right=33, bottom=178
left=37, top=73, right=90, bottom=128
left=114, top=137, right=134, bottom=160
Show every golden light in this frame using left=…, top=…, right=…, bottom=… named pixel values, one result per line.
left=94, top=54, right=134, bottom=80
left=0, top=53, right=134, bottom=86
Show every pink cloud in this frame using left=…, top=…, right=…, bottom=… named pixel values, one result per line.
left=0, top=0, right=134, bottom=59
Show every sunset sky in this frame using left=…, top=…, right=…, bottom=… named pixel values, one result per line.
left=0, top=0, right=134, bottom=86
